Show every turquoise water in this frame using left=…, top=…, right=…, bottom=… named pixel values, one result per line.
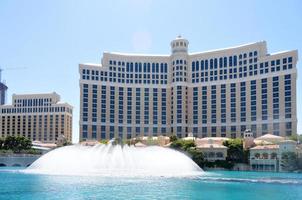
left=1, top=168, right=302, bottom=200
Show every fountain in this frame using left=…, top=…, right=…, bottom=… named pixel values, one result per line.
left=24, top=143, right=203, bottom=177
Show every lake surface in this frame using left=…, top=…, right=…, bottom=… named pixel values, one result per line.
left=1, top=168, right=302, bottom=200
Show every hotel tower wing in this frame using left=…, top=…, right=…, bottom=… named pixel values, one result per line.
left=79, top=36, right=297, bottom=141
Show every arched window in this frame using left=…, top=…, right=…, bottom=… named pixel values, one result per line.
left=192, top=62, right=195, bottom=72
left=271, top=152, right=277, bottom=159
left=216, top=152, right=223, bottom=158
left=209, top=152, right=215, bottom=158
left=196, top=61, right=199, bottom=71
left=262, top=153, right=269, bottom=159
left=254, top=153, right=260, bottom=158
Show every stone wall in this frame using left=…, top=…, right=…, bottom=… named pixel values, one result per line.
left=0, top=154, right=41, bottom=167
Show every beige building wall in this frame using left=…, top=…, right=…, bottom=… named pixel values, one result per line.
left=79, top=37, right=298, bottom=141
left=0, top=92, right=73, bottom=143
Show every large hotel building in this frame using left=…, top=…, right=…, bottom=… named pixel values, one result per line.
left=0, top=92, right=73, bottom=143
left=79, top=36, right=297, bottom=141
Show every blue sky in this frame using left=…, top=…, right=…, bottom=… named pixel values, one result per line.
left=0, top=0, right=301, bottom=142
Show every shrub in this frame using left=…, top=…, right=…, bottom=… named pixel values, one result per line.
left=99, top=139, right=108, bottom=144
left=223, top=138, right=247, bottom=163
left=169, top=135, right=178, bottom=142
left=2, top=136, right=32, bottom=153
left=170, top=139, right=195, bottom=151
left=187, top=148, right=204, bottom=167
left=0, top=138, right=4, bottom=149
left=281, top=152, right=298, bottom=172
left=202, top=160, right=234, bottom=169
left=20, top=148, right=42, bottom=155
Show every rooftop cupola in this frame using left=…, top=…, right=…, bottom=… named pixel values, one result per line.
left=170, top=35, right=189, bottom=54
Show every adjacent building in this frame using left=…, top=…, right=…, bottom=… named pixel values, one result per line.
left=195, top=137, right=228, bottom=161
left=0, top=92, right=73, bottom=143
left=79, top=36, right=297, bottom=141
left=249, top=134, right=297, bottom=172
left=0, top=82, right=8, bottom=105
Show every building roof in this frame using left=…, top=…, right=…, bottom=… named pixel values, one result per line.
left=256, top=134, right=284, bottom=140
left=12, top=92, right=60, bottom=99
left=254, top=134, right=285, bottom=144
left=254, top=140, right=273, bottom=145
left=80, top=140, right=99, bottom=146
left=134, top=142, right=147, bottom=147
left=195, top=137, right=229, bottom=146
left=32, top=141, right=57, bottom=148
left=197, top=137, right=229, bottom=141
left=196, top=143, right=227, bottom=149
left=182, top=136, right=196, bottom=141
left=250, top=145, right=279, bottom=150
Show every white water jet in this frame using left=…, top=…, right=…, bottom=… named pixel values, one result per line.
left=24, top=144, right=203, bottom=177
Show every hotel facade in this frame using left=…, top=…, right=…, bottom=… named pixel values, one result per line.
left=79, top=36, right=297, bottom=141
left=0, top=92, right=73, bottom=143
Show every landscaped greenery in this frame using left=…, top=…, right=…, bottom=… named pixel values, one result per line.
left=61, top=141, right=73, bottom=147
left=170, top=139, right=195, bottom=151
left=281, top=152, right=299, bottom=172
left=288, top=134, right=302, bottom=142
left=169, top=136, right=233, bottom=169
left=169, top=135, right=178, bottom=143
left=202, top=160, right=234, bottom=169
left=0, top=136, right=39, bottom=154
left=223, top=138, right=249, bottom=164
left=99, top=139, right=109, bottom=144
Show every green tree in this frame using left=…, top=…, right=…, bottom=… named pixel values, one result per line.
left=187, top=148, right=205, bottom=167
left=3, top=136, right=17, bottom=150
left=0, top=138, right=4, bottom=149
left=62, top=141, right=72, bottom=146
left=169, top=135, right=178, bottom=142
left=298, top=157, right=302, bottom=170
left=3, top=136, right=32, bottom=153
left=288, top=134, right=302, bottom=142
left=146, top=136, right=158, bottom=146
left=170, top=139, right=195, bottom=151
left=223, top=138, right=247, bottom=163
left=281, top=152, right=298, bottom=172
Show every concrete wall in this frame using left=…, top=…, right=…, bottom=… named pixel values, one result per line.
left=0, top=154, right=41, bottom=167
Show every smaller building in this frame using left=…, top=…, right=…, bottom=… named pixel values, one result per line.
left=195, top=137, right=228, bottom=161
left=196, top=143, right=228, bottom=161
left=0, top=92, right=73, bottom=143
left=250, top=145, right=280, bottom=171
left=249, top=135, right=297, bottom=172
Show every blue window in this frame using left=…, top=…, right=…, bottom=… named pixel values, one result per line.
left=92, top=125, right=97, bottom=139
left=82, top=125, right=88, bottom=139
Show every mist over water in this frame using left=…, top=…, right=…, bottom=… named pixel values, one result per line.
left=24, top=144, right=203, bottom=177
